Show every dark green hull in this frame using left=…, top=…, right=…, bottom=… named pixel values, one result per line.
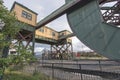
left=66, top=0, right=120, bottom=59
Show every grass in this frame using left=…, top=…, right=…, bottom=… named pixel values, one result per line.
left=3, top=71, right=53, bottom=80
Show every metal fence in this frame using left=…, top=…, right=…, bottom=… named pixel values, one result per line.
left=35, top=60, right=120, bottom=80
left=17, top=60, right=120, bottom=80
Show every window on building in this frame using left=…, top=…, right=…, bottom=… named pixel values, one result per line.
left=59, top=33, right=64, bottom=37
left=22, top=11, right=27, bottom=18
left=27, top=13, right=32, bottom=20
left=52, top=32, right=56, bottom=36
left=21, top=10, right=32, bottom=20
left=61, top=33, right=64, bottom=36
left=39, top=28, right=44, bottom=33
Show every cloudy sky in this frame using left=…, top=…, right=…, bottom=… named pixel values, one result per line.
left=3, top=0, right=91, bottom=52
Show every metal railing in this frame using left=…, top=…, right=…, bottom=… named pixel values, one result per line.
left=36, top=60, right=120, bottom=80
left=15, top=60, right=120, bottom=80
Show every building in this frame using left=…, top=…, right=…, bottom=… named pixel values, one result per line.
left=10, top=1, right=38, bottom=26
left=11, top=1, right=72, bottom=44
left=36, top=26, right=59, bottom=40
left=36, top=26, right=72, bottom=43
left=10, top=1, right=73, bottom=59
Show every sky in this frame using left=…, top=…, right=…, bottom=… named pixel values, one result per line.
left=3, top=0, right=92, bottom=52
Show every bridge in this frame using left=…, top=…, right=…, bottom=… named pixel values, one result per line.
left=6, top=1, right=74, bottom=59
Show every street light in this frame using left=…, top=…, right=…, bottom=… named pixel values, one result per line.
left=0, top=19, right=5, bottom=31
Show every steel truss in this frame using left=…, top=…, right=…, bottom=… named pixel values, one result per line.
left=50, top=40, right=73, bottom=60
left=10, top=30, right=35, bottom=55
left=101, top=0, right=120, bottom=25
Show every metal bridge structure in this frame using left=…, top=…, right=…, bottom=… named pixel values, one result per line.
left=35, top=0, right=120, bottom=59
left=12, top=25, right=74, bottom=59
left=35, top=29, right=74, bottom=59
left=4, top=1, right=74, bottom=59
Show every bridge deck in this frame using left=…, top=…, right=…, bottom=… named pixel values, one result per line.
left=19, top=24, right=73, bottom=44
left=35, top=32, right=73, bottom=44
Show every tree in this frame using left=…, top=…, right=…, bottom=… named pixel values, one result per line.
left=0, top=0, right=20, bottom=54
left=0, top=1, right=36, bottom=80
left=0, top=0, right=21, bottom=79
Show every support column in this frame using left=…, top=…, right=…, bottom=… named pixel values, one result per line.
left=71, top=43, right=74, bottom=59
left=50, top=45, right=53, bottom=59
left=51, top=42, right=73, bottom=60
left=16, top=31, right=33, bottom=54
left=32, top=29, right=35, bottom=55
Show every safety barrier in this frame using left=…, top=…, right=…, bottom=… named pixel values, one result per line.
left=37, top=60, right=120, bottom=80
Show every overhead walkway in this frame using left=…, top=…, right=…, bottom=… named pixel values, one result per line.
left=35, top=27, right=74, bottom=59
left=35, top=33, right=74, bottom=45
left=59, top=33, right=74, bottom=40
left=8, top=1, right=74, bottom=58
left=35, top=30, right=75, bottom=44
left=35, top=35, right=57, bottom=44
left=17, top=24, right=74, bottom=45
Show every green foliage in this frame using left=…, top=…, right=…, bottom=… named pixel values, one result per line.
left=8, top=43, right=37, bottom=65
left=0, top=0, right=20, bottom=54
left=3, top=72, right=52, bottom=80
left=0, top=1, right=20, bottom=38
left=0, top=1, right=20, bottom=76
left=0, top=0, right=36, bottom=79
left=0, top=58, right=10, bottom=77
